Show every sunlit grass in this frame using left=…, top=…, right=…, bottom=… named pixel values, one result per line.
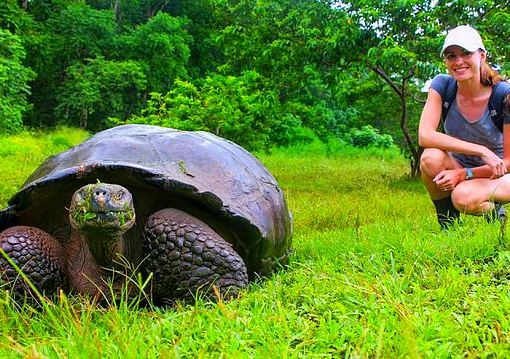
left=1, top=130, right=510, bottom=357
left=0, top=127, right=90, bottom=206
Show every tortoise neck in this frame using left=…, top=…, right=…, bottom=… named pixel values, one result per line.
left=66, top=229, right=129, bottom=296
left=79, top=227, right=126, bottom=267
left=88, top=237, right=123, bottom=267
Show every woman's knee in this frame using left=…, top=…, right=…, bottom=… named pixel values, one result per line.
left=451, top=185, right=477, bottom=213
left=420, top=148, right=449, bottom=175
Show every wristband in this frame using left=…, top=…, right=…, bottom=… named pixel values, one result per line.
left=465, top=167, right=474, bottom=180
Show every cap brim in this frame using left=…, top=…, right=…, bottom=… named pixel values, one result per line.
left=441, top=41, right=486, bottom=56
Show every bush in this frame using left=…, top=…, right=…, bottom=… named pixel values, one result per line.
left=118, top=71, right=309, bottom=151
left=117, top=72, right=363, bottom=151
left=345, top=125, right=395, bottom=148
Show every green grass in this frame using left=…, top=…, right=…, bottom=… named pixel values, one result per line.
left=0, top=127, right=90, bottom=206
left=1, top=130, right=510, bottom=357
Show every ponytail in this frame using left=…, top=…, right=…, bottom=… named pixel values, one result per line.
left=480, top=61, right=504, bottom=86
left=478, top=52, right=509, bottom=117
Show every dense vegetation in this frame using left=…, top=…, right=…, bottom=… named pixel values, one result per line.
left=2, top=2, right=510, bottom=355
left=2, top=128, right=510, bottom=357
left=1, top=0, right=509, bottom=174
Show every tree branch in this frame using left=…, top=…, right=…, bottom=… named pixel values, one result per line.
left=370, top=65, right=403, bottom=97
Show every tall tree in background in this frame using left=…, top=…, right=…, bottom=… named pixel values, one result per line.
left=25, top=2, right=118, bottom=127
left=55, top=57, right=147, bottom=129
left=112, top=12, right=192, bottom=93
left=23, top=2, right=191, bottom=130
left=213, top=0, right=367, bottom=141
left=0, top=29, right=35, bottom=132
left=0, top=1, right=36, bottom=132
left=341, top=0, right=442, bottom=177
left=340, top=0, right=510, bottom=176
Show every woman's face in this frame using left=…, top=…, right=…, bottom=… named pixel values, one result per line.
left=443, top=46, right=486, bottom=82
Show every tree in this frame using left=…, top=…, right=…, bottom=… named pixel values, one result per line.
left=212, top=0, right=365, bottom=141
left=24, top=2, right=192, bottom=130
left=163, top=0, right=228, bottom=77
left=112, top=12, right=192, bottom=93
left=55, top=57, right=147, bottom=130
left=0, top=0, right=35, bottom=33
left=26, top=2, right=118, bottom=127
left=339, top=0, right=442, bottom=176
left=0, top=29, right=35, bottom=133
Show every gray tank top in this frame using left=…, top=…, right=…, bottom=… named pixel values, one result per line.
left=444, top=101, right=503, bottom=167
left=430, top=75, right=503, bottom=167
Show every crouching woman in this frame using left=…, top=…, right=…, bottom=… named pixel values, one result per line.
left=419, top=25, right=510, bottom=230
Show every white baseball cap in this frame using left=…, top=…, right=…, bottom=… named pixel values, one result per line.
left=441, top=25, right=486, bottom=57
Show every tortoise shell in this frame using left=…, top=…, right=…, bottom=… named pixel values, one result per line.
left=0, top=125, right=292, bottom=277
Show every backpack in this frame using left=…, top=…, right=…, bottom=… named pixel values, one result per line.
left=441, top=75, right=510, bottom=131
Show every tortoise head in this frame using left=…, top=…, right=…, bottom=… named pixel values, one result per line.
left=69, top=183, right=136, bottom=237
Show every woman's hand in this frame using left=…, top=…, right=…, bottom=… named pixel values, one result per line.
left=480, top=148, right=507, bottom=178
left=433, top=169, right=465, bottom=192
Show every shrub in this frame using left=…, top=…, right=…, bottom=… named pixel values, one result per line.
left=118, top=71, right=303, bottom=151
left=345, top=125, right=395, bottom=148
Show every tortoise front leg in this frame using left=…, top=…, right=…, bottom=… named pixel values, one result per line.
left=0, top=226, right=68, bottom=299
left=142, top=208, right=248, bottom=303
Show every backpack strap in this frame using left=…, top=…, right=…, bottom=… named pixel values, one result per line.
left=489, top=80, right=510, bottom=132
left=441, top=75, right=457, bottom=122
left=440, top=76, right=510, bottom=132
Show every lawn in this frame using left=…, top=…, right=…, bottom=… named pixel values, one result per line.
left=1, top=128, right=510, bottom=357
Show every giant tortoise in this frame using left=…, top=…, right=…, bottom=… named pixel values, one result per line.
left=0, top=124, right=292, bottom=303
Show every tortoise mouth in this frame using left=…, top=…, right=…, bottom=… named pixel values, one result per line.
left=71, top=209, right=135, bottom=229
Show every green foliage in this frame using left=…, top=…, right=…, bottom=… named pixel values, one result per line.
left=339, top=0, right=457, bottom=175
left=334, top=72, right=401, bottom=135
left=113, top=12, right=192, bottom=93
left=3, top=0, right=510, bottom=159
left=0, top=0, right=36, bottom=34
left=26, top=2, right=119, bottom=128
left=345, top=125, right=395, bottom=149
left=214, top=0, right=362, bottom=142
left=25, top=4, right=192, bottom=131
left=48, top=3, right=116, bottom=65
left=0, top=29, right=35, bottom=133
left=56, top=57, right=147, bottom=130
left=167, top=0, right=228, bottom=77
left=122, top=71, right=311, bottom=151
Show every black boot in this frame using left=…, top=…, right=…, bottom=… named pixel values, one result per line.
left=432, top=197, right=460, bottom=230
left=485, top=202, right=507, bottom=224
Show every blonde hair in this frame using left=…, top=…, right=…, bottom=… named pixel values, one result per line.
left=480, top=62, right=504, bottom=86
left=480, top=60, right=510, bottom=117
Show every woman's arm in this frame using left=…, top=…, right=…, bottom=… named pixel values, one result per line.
left=420, top=89, right=489, bottom=154
left=433, top=123, right=509, bottom=190
left=418, top=88, right=505, bottom=176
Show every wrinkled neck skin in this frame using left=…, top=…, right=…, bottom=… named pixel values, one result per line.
left=66, top=227, right=128, bottom=296
left=81, top=226, right=125, bottom=267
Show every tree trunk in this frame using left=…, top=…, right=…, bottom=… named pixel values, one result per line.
left=370, top=65, right=422, bottom=177
left=112, top=0, right=121, bottom=23
left=81, top=108, right=88, bottom=129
